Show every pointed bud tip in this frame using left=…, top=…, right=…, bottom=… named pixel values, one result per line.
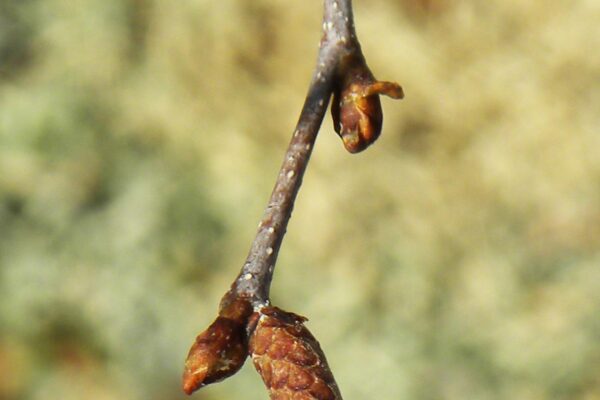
left=181, top=310, right=252, bottom=394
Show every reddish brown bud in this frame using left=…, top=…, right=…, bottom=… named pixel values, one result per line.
left=248, top=307, right=343, bottom=400
left=332, top=58, right=403, bottom=153
left=182, top=297, right=253, bottom=395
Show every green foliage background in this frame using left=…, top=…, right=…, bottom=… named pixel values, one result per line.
left=1, top=1, right=599, bottom=399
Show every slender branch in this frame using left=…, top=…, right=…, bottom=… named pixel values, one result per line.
left=231, top=0, right=360, bottom=306
left=182, top=1, right=403, bottom=397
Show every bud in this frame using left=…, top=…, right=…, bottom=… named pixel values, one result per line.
left=248, top=307, right=343, bottom=400
left=332, top=58, right=403, bottom=153
left=182, top=297, right=253, bottom=395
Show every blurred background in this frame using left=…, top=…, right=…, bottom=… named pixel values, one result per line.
left=1, top=0, right=599, bottom=399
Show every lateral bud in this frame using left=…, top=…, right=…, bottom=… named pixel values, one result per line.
left=182, top=296, right=253, bottom=395
left=248, top=306, right=343, bottom=400
left=332, top=55, right=404, bottom=153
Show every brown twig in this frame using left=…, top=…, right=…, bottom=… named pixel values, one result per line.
left=229, top=0, right=357, bottom=306
left=182, top=0, right=403, bottom=397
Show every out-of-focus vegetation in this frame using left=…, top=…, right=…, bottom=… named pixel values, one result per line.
left=1, top=0, right=599, bottom=399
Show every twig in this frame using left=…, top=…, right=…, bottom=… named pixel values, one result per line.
left=230, top=0, right=357, bottom=306
left=182, top=0, right=403, bottom=398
